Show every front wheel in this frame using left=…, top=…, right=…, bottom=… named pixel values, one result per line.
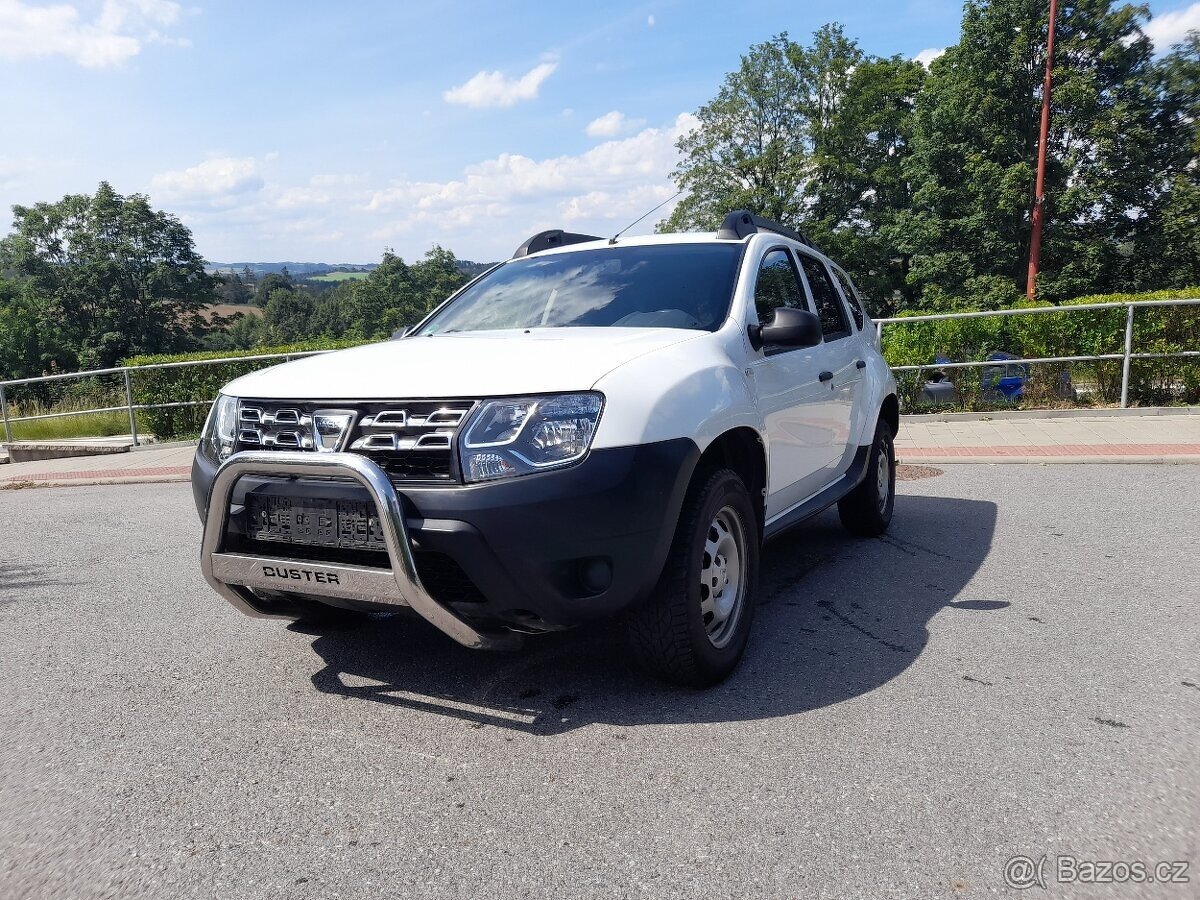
left=837, top=419, right=896, bottom=537
left=627, top=468, right=759, bottom=687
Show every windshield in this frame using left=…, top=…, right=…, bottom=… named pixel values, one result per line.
left=416, top=243, right=744, bottom=335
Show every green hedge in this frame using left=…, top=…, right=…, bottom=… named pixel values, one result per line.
left=881, top=288, right=1200, bottom=410
left=123, top=339, right=366, bottom=440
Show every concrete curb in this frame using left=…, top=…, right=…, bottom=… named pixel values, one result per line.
left=902, top=406, right=1200, bottom=423
left=129, top=439, right=198, bottom=453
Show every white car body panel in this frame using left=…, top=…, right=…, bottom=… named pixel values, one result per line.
left=590, top=325, right=759, bottom=451
left=221, top=328, right=704, bottom=401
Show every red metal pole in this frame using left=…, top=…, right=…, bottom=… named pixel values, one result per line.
left=1027, top=0, right=1059, bottom=299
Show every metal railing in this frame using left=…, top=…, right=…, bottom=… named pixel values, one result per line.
left=0, top=350, right=333, bottom=445
left=873, top=297, right=1200, bottom=408
left=1, top=297, right=1197, bottom=444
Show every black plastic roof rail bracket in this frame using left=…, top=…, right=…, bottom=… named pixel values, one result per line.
left=716, top=209, right=821, bottom=254
left=512, top=229, right=604, bottom=259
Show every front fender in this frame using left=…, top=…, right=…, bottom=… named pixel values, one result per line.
left=590, top=329, right=762, bottom=453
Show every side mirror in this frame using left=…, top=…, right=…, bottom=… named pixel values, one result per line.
left=392, top=325, right=411, bottom=339
left=748, top=307, right=822, bottom=351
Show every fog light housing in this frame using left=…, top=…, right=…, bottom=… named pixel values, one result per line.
left=578, top=557, right=613, bottom=595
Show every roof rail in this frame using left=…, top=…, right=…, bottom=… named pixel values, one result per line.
left=716, top=210, right=821, bottom=253
left=512, top=229, right=603, bottom=259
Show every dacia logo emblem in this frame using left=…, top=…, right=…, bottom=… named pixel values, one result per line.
left=312, top=410, right=355, bottom=452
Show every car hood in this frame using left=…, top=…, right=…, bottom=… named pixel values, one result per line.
left=222, top=328, right=705, bottom=400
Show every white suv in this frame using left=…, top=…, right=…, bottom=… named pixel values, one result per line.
left=193, top=211, right=899, bottom=686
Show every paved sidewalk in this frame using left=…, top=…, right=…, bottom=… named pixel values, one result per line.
left=896, top=413, right=1200, bottom=464
left=2, top=413, right=1199, bottom=489
left=0, top=442, right=195, bottom=488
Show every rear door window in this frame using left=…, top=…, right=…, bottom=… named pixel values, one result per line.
left=830, top=266, right=866, bottom=331
left=797, top=253, right=850, bottom=341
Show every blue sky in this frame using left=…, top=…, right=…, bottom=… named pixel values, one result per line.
left=2, top=0, right=1198, bottom=264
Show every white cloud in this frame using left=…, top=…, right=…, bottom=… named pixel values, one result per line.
left=559, top=183, right=678, bottom=224
left=585, top=110, right=645, bottom=138
left=443, top=60, right=557, bottom=109
left=362, top=113, right=697, bottom=258
left=913, top=47, right=945, bottom=68
left=135, top=115, right=700, bottom=262
left=151, top=156, right=264, bottom=206
left=1144, top=3, right=1200, bottom=50
left=647, top=14, right=655, bottom=27
left=0, top=0, right=185, bottom=68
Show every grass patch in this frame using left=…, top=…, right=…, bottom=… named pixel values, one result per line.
left=4, top=408, right=131, bottom=441
left=308, top=271, right=369, bottom=282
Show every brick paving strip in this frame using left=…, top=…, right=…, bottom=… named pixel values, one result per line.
left=902, top=442, right=1200, bottom=459
left=1, top=465, right=191, bottom=483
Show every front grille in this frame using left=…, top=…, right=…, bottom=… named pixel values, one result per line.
left=235, top=399, right=475, bottom=483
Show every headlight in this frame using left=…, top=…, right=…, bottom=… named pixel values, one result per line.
left=201, top=393, right=238, bottom=463
left=460, top=393, right=603, bottom=482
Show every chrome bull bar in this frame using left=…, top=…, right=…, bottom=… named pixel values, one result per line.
left=199, top=450, right=519, bottom=650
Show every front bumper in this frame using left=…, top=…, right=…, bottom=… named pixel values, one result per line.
left=193, top=438, right=698, bottom=639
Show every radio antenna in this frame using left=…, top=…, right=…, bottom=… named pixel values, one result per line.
left=609, top=189, right=683, bottom=244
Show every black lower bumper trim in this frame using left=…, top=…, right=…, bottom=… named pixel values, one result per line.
left=193, top=438, right=699, bottom=630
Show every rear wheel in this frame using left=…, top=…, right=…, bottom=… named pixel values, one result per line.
left=838, top=419, right=895, bottom=537
left=627, top=468, right=759, bottom=687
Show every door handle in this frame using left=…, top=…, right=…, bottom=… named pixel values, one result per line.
left=855, top=359, right=867, bottom=369
left=819, top=370, right=834, bottom=383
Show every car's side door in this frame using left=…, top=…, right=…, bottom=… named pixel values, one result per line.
left=747, top=247, right=843, bottom=519
left=794, top=251, right=862, bottom=473
left=828, top=262, right=876, bottom=450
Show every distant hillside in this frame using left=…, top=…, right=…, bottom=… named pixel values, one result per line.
left=206, top=260, right=498, bottom=278
left=206, top=262, right=375, bottom=277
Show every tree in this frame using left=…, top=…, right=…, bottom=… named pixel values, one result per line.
left=0, top=276, right=66, bottom=380
left=253, top=271, right=292, bottom=307
left=896, top=0, right=1162, bottom=307
left=663, top=28, right=924, bottom=311
left=793, top=26, right=924, bottom=310
left=1131, top=31, right=1200, bottom=289
left=662, top=34, right=811, bottom=231
left=262, top=288, right=317, bottom=343
left=345, top=247, right=467, bottom=339
left=214, top=271, right=252, bottom=305
left=0, top=182, right=214, bottom=368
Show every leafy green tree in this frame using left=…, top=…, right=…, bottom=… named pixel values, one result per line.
left=896, top=0, right=1161, bottom=307
left=0, top=277, right=65, bottom=379
left=662, top=34, right=811, bottom=230
left=262, top=288, right=317, bottom=343
left=345, top=247, right=467, bottom=339
left=1131, top=31, right=1200, bottom=289
left=794, top=26, right=924, bottom=311
left=214, top=271, right=252, bottom=305
left=663, top=27, right=923, bottom=311
left=0, top=182, right=214, bottom=368
left=253, top=271, right=292, bottom=307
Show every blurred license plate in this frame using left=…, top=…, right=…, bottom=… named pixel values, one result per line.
left=246, top=494, right=385, bottom=550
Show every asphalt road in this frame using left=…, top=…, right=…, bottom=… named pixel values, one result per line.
left=1, top=466, right=1197, bottom=899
